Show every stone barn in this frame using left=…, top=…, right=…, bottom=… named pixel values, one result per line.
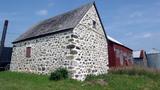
left=10, top=2, right=109, bottom=80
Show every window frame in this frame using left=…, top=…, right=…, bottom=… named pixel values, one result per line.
left=92, top=20, right=96, bottom=29
left=26, top=47, right=31, bottom=58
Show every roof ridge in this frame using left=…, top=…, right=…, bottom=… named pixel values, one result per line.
left=71, top=2, right=94, bottom=29
left=41, top=2, right=94, bottom=24
left=13, top=2, right=94, bottom=43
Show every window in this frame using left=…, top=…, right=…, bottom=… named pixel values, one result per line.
left=26, top=47, right=31, bottom=58
left=92, top=20, right=96, bottom=28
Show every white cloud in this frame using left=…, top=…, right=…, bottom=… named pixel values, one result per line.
left=36, top=9, right=48, bottom=16
left=130, top=32, right=153, bottom=39
left=0, top=12, right=18, bottom=16
left=129, top=11, right=143, bottom=18
left=125, top=32, right=133, bottom=36
left=143, top=33, right=152, bottom=38
left=48, top=3, right=54, bottom=7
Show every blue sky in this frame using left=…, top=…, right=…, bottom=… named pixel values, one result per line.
left=0, top=0, right=160, bottom=51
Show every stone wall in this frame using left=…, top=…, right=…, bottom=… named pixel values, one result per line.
left=10, top=30, right=73, bottom=74
left=71, top=5, right=108, bottom=80
left=10, top=5, right=109, bottom=81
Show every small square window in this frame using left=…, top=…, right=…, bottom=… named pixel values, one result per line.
left=26, top=47, right=31, bottom=58
left=92, top=20, right=96, bottom=28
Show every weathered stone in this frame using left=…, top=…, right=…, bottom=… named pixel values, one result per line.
left=66, top=45, right=75, bottom=49
left=76, top=46, right=80, bottom=50
left=66, top=56, right=74, bottom=60
left=76, top=58, right=81, bottom=61
left=71, top=34, right=78, bottom=38
left=70, top=50, right=78, bottom=54
left=68, top=39, right=74, bottom=42
left=66, top=36, right=70, bottom=38
left=42, top=67, right=45, bottom=71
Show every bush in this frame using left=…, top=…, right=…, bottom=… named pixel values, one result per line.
left=49, top=68, right=69, bottom=81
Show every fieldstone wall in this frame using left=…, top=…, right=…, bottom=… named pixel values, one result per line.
left=71, top=6, right=109, bottom=80
left=10, top=30, right=73, bottom=74
left=10, top=5, right=109, bottom=81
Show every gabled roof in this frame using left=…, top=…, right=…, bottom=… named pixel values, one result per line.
left=107, top=36, right=123, bottom=45
left=133, top=50, right=147, bottom=58
left=13, top=2, right=94, bottom=43
left=133, top=51, right=141, bottom=58
left=107, top=35, right=132, bottom=51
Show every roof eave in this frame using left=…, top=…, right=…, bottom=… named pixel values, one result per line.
left=108, top=39, right=133, bottom=51
left=93, top=2, right=108, bottom=43
left=12, top=28, right=73, bottom=44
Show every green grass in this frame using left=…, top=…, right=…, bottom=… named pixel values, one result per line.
left=0, top=68, right=160, bottom=90
left=0, top=71, right=106, bottom=90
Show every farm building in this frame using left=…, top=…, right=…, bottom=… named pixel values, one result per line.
left=0, top=47, right=12, bottom=70
left=147, top=49, right=160, bottom=69
left=133, top=50, right=148, bottom=67
left=10, top=2, right=109, bottom=80
left=0, top=20, right=12, bottom=71
left=107, top=36, right=133, bottom=67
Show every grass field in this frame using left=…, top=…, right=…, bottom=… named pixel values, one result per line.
left=0, top=68, right=160, bottom=90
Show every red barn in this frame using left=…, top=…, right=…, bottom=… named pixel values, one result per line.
left=107, top=36, right=133, bottom=67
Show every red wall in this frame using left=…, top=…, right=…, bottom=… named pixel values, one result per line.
left=108, top=40, right=133, bottom=67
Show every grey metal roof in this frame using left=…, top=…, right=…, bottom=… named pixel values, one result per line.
left=133, top=51, right=141, bottom=58
left=13, top=2, right=94, bottom=43
left=107, top=36, right=123, bottom=45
